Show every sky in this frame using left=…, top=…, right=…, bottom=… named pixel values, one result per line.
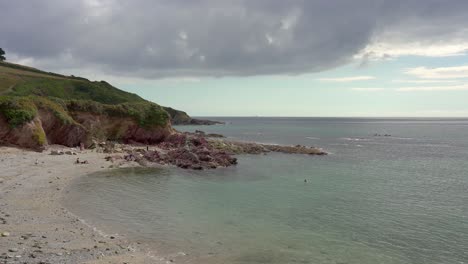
left=1, top=0, right=468, bottom=117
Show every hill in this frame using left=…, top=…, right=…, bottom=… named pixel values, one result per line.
left=0, top=62, right=217, bottom=149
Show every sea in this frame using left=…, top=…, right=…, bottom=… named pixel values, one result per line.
left=65, top=117, right=468, bottom=264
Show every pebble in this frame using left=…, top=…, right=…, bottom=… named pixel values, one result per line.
left=8, top=248, right=18, bottom=252
left=1, top=232, right=10, bottom=237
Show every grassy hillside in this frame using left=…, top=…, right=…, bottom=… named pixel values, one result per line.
left=0, top=62, right=143, bottom=103
left=0, top=61, right=192, bottom=127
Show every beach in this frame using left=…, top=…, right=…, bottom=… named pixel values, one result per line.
left=0, top=146, right=165, bottom=264
left=1, top=118, right=467, bottom=264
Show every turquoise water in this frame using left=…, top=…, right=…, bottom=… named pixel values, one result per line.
left=66, top=118, right=468, bottom=264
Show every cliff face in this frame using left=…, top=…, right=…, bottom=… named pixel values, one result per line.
left=71, top=112, right=174, bottom=145
left=163, top=107, right=224, bottom=125
left=0, top=62, right=219, bottom=150
left=0, top=115, right=46, bottom=149
left=0, top=107, right=174, bottom=150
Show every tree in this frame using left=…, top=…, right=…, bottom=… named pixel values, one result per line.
left=0, top=48, right=5, bottom=61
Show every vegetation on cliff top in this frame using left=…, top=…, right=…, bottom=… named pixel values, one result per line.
left=0, top=62, right=173, bottom=128
left=0, top=96, right=38, bottom=127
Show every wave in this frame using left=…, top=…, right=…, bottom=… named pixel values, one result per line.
left=340, top=137, right=371, bottom=142
left=241, top=132, right=263, bottom=135
left=365, top=142, right=453, bottom=148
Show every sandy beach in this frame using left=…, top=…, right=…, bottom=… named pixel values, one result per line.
left=0, top=146, right=169, bottom=264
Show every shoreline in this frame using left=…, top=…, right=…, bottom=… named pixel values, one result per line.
left=0, top=137, right=326, bottom=263
left=0, top=146, right=167, bottom=263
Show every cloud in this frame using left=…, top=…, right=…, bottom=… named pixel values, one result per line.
left=2, top=0, right=468, bottom=78
left=405, top=66, right=468, bottom=79
left=397, top=84, right=468, bottom=92
left=318, top=76, right=376, bottom=82
left=355, top=42, right=468, bottom=62
left=392, top=79, right=458, bottom=84
left=350, top=88, right=385, bottom=92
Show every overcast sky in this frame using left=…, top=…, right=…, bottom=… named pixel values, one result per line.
left=2, top=0, right=468, bottom=116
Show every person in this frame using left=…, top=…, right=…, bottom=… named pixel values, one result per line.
left=75, top=158, right=80, bottom=164
left=146, top=145, right=149, bottom=151
left=304, top=179, right=307, bottom=183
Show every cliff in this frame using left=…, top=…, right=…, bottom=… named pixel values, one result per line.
left=163, top=107, right=224, bottom=125
left=0, top=62, right=199, bottom=149
left=0, top=96, right=173, bottom=150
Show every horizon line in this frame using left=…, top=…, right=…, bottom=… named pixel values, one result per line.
left=192, top=116, right=468, bottom=119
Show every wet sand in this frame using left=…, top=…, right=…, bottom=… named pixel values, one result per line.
left=0, top=146, right=169, bottom=264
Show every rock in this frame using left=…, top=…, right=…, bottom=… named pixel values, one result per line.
left=8, top=248, right=18, bottom=252
left=1, top=231, right=10, bottom=237
left=192, top=165, right=203, bottom=170
left=207, top=133, right=225, bottom=138
left=195, top=130, right=206, bottom=136
left=50, top=150, right=64, bottom=155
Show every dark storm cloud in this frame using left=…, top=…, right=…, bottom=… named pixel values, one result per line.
left=1, top=0, right=468, bottom=77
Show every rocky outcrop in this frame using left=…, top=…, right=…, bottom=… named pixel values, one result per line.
left=153, top=133, right=237, bottom=169
left=104, top=133, right=326, bottom=170
left=0, top=108, right=174, bottom=150
left=186, top=119, right=224, bottom=125
left=71, top=112, right=174, bottom=145
left=38, top=110, right=88, bottom=147
left=163, top=106, right=224, bottom=125
left=0, top=116, right=47, bottom=150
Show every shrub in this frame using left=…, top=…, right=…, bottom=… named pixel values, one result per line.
left=0, top=96, right=37, bottom=127
left=32, top=121, right=47, bottom=145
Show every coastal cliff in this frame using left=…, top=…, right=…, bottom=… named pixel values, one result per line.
left=163, top=106, right=224, bottom=125
left=0, top=61, right=326, bottom=169
left=0, top=62, right=208, bottom=149
left=0, top=96, right=174, bottom=150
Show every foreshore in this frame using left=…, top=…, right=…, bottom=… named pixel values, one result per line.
left=0, top=146, right=165, bottom=264
left=0, top=136, right=326, bottom=263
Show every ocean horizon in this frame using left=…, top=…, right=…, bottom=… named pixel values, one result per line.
left=66, top=117, right=468, bottom=264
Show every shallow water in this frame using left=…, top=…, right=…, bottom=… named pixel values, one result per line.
left=66, top=118, right=468, bottom=264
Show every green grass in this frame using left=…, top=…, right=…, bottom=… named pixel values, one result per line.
left=9, top=78, right=143, bottom=104
left=0, top=62, right=143, bottom=104
left=0, top=61, right=86, bottom=80
left=0, top=61, right=186, bottom=129
left=0, top=95, right=169, bottom=129
left=0, top=96, right=38, bottom=127
left=65, top=100, right=169, bottom=128
left=33, top=97, right=76, bottom=125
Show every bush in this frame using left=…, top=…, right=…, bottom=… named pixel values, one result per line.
left=64, top=99, right=169, bottom=128
left=0, top=96, right=38, bottom=127
left=0, top=96, right=170, bottom=129
left=0, top=48, right=5, bottom=61
left=32, top=121, right=47, bottom=145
